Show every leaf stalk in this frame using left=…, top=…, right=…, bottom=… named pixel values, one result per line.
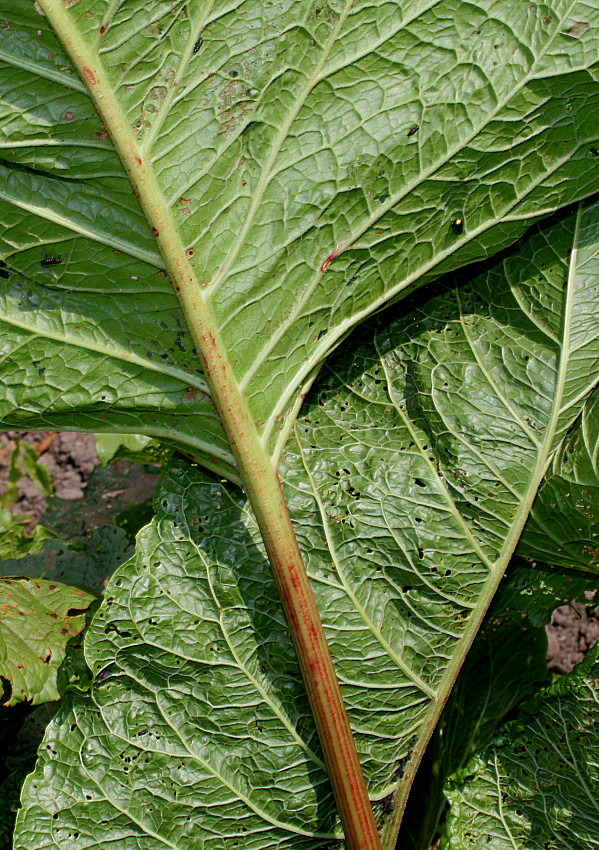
left=38, top=2, right=382, bottom=847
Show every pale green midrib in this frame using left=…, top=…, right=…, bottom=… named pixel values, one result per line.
left=0, top=311, right=210, bottom=393
left=292, top=431, right=437, bottom=699
left=381, top=204, right=585, bottom=850
left=140, top=0, right=216, bottom=153
left=0, top=139, right=112, bottom=151
left=0, top=188, right=163, bottom=268
left=0, top=47, right=86, bottom=92
left=240, top=1, right=582, bottom=399
left=206, top=0, right=355, bottom=294
left=261, top=139, right=590, bottom=449
left=95, top=667, right=338, bottom=839
left=160, top=534, right=328, bottom=773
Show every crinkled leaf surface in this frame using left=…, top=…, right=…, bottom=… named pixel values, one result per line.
left=396, top=573, right=550, bottom=850
left=441, top=648, right=599, bottom=850
left=1, top=1, right=599, bottom=478
left=0, top=577, right=95, bottom=706
left=15, top=199, right=599, bottom=847
left=397, top=555, right=599, bottom=850
left=518, top=388, right=599, bottom=572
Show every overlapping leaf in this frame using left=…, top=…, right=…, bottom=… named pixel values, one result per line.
left=1, top=0, right=599, bottom=477
left=441, top=648, right=599, bottom=849
left=0, top=577, right=95, bottom=706
left=15, top=198, right=599, bottom=848
left=518, top=388, right=599, bottom=571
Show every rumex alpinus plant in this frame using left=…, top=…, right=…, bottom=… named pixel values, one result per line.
left=0, top=1, right=598, bottom=848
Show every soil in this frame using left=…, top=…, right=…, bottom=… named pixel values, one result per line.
left=0, top=430, right=598, bottom=673
left=546, top=598, right=599, bottom=674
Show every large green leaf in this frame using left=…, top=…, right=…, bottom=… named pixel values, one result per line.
left=518, top=387, right=599, bottom=571
left=15, top=198, right=599, bottom=847
left=0, top=577, right=95, bottom=706
left=441, top=646, right=599, bottom=849
left=396, top=555, right=599, bottom=850
left=1, top=0, right=599, bottom=478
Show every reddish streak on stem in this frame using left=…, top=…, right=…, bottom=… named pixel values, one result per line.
left=82, top=67, right=97, bottom=85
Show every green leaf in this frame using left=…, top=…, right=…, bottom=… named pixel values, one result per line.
left=441, top=646, right=599, bottom=849
left=0, top=577, right=95, bottom=706
left=15, top=196, right=599, bottom=847
left=518, top=388, right=599, bottom=572
left=397, top=555, right=599, bottom=850
left=18, top=441, right=53, bottom=498
left=397, top=594, right=548, bottom=850
left=1, top=1, right=599, bottom=477
left=0, top=508, right=55, bottom=560
left=94, top=433, right=171, bottom=467
left=488, top=556, right=599, bottom=628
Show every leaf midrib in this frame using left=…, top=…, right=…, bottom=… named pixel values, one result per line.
left=380, top=202, right=585, bottom=849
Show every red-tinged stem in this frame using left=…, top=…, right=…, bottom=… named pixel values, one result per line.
left=40, top=3, right=382, bottom=847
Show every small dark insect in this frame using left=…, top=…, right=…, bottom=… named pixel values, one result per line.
left=451, top=217, right=464, bottom=234
left=40, top=257, right=62, bottom=266
left=0, top=269, right=9, bottom=279
left=193, top=37, right=203, bottom=53
left=407, top=125, right=419, bottom=137
left=590, top=148, right=599, bottom=157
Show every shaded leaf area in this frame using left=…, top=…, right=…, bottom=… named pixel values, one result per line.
left=489, top=557, right=599, bottom=628
left=0, top=526, right=133, bottom=593
left=441, top=646, right=599, bottom=849
left=0, top=577, right=95, bottom=706
left=0, top=703, right=57, bottom=850
left=1, top=3, right=599, bottom=476
left=518, top=387, right=599, bottom=572
left=14, top=200, right=599, bottom=848
left=397, top=557, right=599, bottom=850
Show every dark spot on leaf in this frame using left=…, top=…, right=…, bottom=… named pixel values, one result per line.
left=407, top=125, right=419, bottom=136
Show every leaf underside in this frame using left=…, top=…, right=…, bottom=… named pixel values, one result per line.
left=0, top=0, right=598, bottom=479
left=14, top=199, right=599, bottom=848
left=518, top=387, right=599, bottom=572
left=441, top=651, right=599, bottom=849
